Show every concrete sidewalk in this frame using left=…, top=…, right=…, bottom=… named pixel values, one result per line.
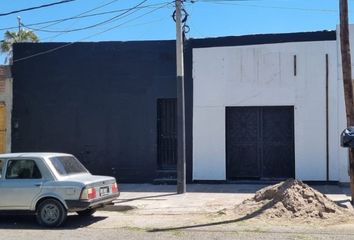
left=113, top=183, right=353, bottom=215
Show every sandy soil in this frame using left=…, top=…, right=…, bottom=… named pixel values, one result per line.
left=230, top=179, right=354, bottom=225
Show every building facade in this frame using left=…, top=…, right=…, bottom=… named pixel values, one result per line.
left=11, top=27, right=354, bottom=183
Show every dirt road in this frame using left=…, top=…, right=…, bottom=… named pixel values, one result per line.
left=1, top=183, right=354, bottom=239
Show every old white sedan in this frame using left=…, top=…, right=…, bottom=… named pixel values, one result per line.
left=0, top=153, right=120, bottom=227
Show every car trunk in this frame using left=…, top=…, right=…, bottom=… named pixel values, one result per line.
left=64, top=174, right=117, bottom=200
left=64, top=174, right=116, bottom=186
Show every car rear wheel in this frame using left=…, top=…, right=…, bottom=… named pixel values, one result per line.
left=36, top=199, right=67, bottom=227
left=77, top=208, right=96, bottom=216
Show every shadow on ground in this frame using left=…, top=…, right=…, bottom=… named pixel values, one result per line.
left=101, top=205, right=137, bottom=212
left=334, top=199, right=353, bottom=209
left=120, top=183, right=351, bottom=195
left=114, top=193, right=177, bottom=204
left=0, top=213, right=107, bottom=229
left=147, top=199, right=276, bottom=232
left=119, top=184, right=267, bottom=194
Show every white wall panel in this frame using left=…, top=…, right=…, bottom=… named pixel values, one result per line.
left=193, top=107, right=225, bottom=180
left=193, top=40, right=339, bottom=181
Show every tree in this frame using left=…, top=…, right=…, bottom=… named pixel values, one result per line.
left=0, top=29, right=39, bottom=64
left=340, top=0, right=354, bottom=202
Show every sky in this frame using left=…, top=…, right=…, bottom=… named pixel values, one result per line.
left=0, top=0, right=352, bottom=63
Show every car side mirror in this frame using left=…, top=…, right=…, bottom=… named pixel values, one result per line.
left=341, top=126, right=354, bottom=148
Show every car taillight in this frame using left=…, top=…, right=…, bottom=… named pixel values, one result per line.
left=88, top=187, right=97, bottom=199
left=112, top=183, right=118, bottom=193
left=81, top=187, right=97, bottom=200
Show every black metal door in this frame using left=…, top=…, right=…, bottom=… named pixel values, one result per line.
left=226, top=106, right=294, bottom=180
left=261, top=107, right=295, bottom=178
left=157, top=99, right=177, bottom=170
left=226, top=107, right=260, bottom=178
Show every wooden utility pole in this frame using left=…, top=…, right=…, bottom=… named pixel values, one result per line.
left=175, top=0, right=186, bottom=194
left=17, top=16, right=21, bottom=33
left=340, top=0, right=354, bottom=201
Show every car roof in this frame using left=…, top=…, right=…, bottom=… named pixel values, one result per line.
left=0, top=152, right=73, bottom=159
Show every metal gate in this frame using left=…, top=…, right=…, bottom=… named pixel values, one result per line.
left=226, top=106, right=295, bottom=180
left=157, top=98, right=177, bottom=170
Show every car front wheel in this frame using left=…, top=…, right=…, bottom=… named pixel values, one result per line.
left=36, top=199, right=67, bottom=227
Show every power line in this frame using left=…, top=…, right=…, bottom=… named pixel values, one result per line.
left=0, top=2, right=168, bottom=32
left=38, top=1, right=172, bottom=42
left=0, top=0, right=76, bottom=17
left=40, top=0, right=124, bottom=42
left=194, top=0, right=338, bottom=13
left=23, top=0, right=149, bottom=33
left=0, top=0, right=335, bottom=32
left=0, top=0, right=122, bottom=31
left=41, top=14, right=169, bottom=42
left=37, top=0, right=121, bottom=31
left=13, top=1, right=173, bottom=63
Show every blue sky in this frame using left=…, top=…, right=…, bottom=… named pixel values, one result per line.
left=0, top=0, right=352, bottom=62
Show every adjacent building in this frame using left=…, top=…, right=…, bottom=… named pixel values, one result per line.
left=0, top=65, right=12, bottom=154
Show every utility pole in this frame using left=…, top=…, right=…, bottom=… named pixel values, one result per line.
left=340, top=0, right=354, bottom=202
left=175, top=0, right=186, bottom=194
left=17, top=16, right=21, bottom=33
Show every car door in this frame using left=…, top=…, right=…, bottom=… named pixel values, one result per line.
left=0, top=158, right=7, bottom=208
left=0, top=158, right=44, bottom=210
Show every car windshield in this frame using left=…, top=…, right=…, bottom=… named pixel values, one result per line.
left=49, top=156, right=88, bottom=176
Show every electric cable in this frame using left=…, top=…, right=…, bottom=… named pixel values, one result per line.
left=0, top=2, right=170, bottom=31
left=37, top=0, right=122, bottom=31
left=194, top=0, right=338, bottom=13
left=23, top=0, right=148, bottom=33
left=0, top=0, right=76, bottom=17
left=13, top=1, right=174, bottom=63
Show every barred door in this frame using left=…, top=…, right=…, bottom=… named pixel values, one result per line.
left=157, top=99, right=177, bottom=170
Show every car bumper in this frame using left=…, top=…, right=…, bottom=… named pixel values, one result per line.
left=65, top=192, right=120, bottom=211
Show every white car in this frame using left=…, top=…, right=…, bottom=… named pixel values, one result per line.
left=0, top=153, right=120, bottom=227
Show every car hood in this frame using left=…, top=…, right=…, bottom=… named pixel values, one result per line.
left=60, top=174, right=116, bottom=187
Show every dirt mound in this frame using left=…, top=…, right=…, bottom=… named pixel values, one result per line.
left=235, top=179, right=353, bottom=220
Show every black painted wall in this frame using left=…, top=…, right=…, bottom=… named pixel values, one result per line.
left=12, top=41, right=184, bottom=183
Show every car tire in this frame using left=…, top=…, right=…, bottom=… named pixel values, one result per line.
left=36, top=199, right=67, bottom=227
left=77, top=208, right=96, bottom=216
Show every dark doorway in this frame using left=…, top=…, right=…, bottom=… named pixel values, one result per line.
left=157, top=98, right=177, bottom=170
left=226, top=106, right=295, bottom=180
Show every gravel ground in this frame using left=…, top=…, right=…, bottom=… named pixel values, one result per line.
left=2, top=213, right=354, bottom=240
left=1, top=183, right=354, bottom=239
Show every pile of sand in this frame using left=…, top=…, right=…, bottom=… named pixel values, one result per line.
left=234, top=179, right=354, bottom=220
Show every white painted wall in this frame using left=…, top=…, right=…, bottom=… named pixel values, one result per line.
left=193, top=40, right=341, bottom=181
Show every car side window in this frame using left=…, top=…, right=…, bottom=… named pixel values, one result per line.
left=5, top=159, right=42, bottom=179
